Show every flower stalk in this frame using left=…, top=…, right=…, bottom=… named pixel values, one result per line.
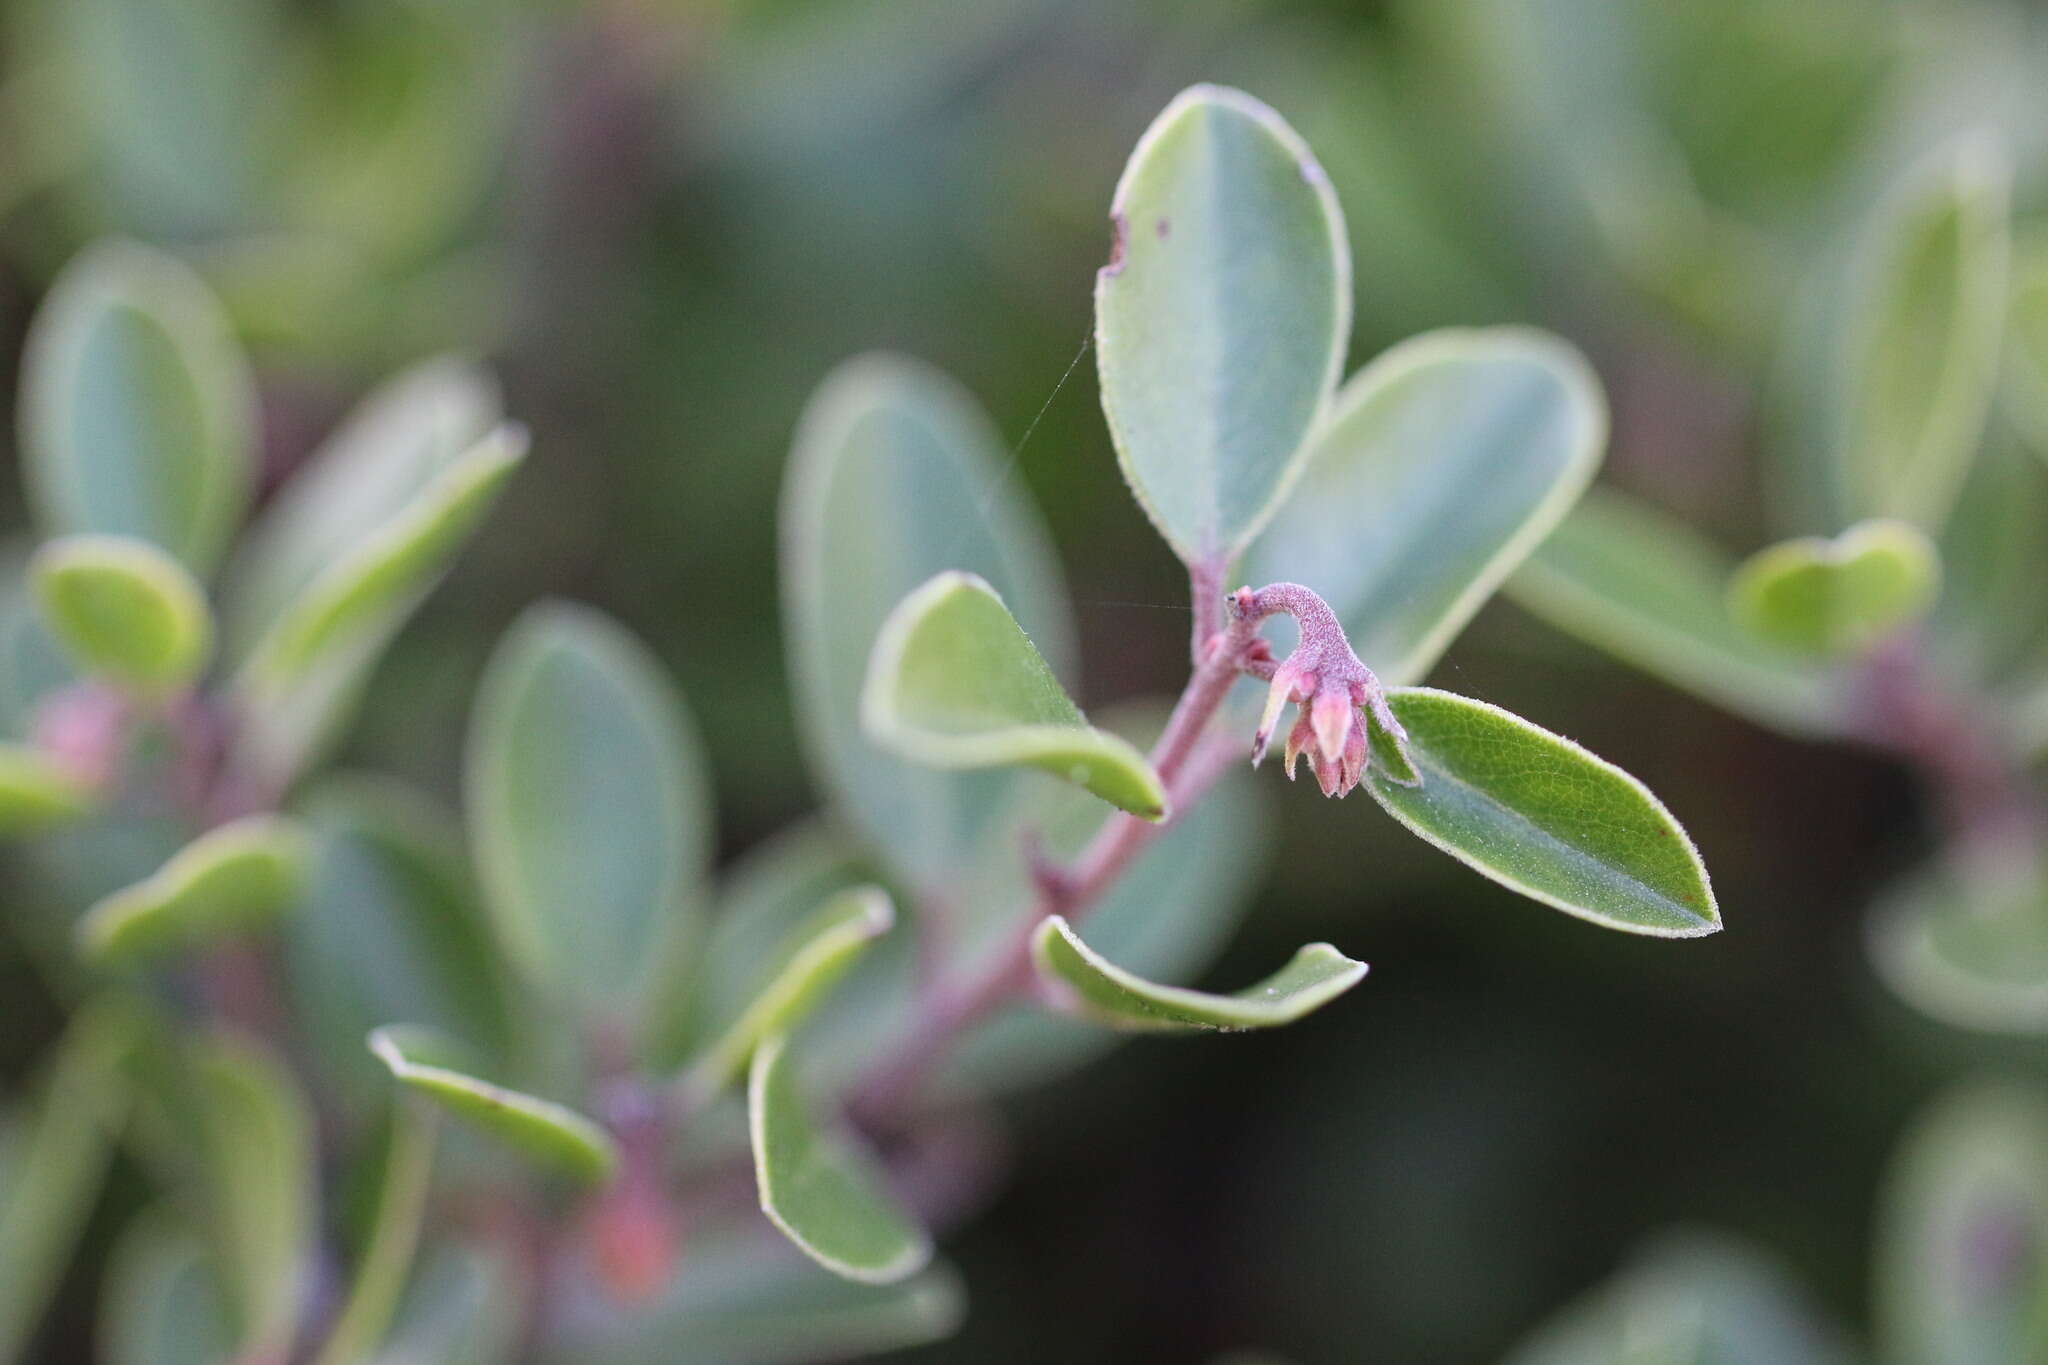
left=854, top=575, right=1407, bottom=1121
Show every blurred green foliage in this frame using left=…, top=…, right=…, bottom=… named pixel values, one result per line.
left=7, top=0, right=2048, bottom=1361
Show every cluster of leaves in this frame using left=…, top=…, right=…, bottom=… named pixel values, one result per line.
left=1458, top=8, right=2048, bottom=1035
left=1387, top=5, right=2048, bottom=1358
left=0, top=83, right=1731, bottom=1362
left=1497, top=1083, right=2048, bottom=1365
left=0, top=0, right=519, bottom=366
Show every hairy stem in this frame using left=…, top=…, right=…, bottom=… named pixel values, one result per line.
left=852, top=566, right=1256, bottom=1122
left=1187, top=553, right=1226, bottom=665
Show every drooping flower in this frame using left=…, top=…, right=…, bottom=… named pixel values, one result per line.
left=1228, top=582, right=1418, bottom=799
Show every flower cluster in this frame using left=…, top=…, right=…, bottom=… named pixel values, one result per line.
left=1227, top=582, right=1418, bottom=798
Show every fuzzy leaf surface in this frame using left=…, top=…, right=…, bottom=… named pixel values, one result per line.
left=1365, top=688, right=1718, bottom=937
left=1250, top=327, right=1605, bottom=685
left=1095, top=84, right=1350, bottom=563
left=863, top=572, right=1164, bottom=819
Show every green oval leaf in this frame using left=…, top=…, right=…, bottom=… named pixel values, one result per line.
left=19, top=241, right=256, bottom=575
left=222, top=360, right=511, bottom=791
left=1094, top=84, right=1349, bottom=563
left=76, top=814, right=311, bottom=964
left=30, top=534, right=212, bottom=696
left=368, top=1025, right=617, bottom=1185
left=225, top=359, right=500, bottom=653
left=0, top=548, right=85, bottom=738
left=749, top=1033, right=931, bottom=1285
left=1250, top=328, right=1606, bottom=685
left=0, top=743, right=95, bottom=833
left=50, top=0, right=277, bottom=240
left=286, top=777, right=510, bottom=1108
left=238, top=423, right=525, bottom=692
left=685, top=886, right=895, bottom=1101
left=1507, top=486, right=1844, bottom=737
left=1866, top=860, right=2048, bottom=1035
left=781, top=353, right=1074, bottom=891
left=466, top=601, right=712, bottom=1020
left=1728, top=519, right=1940, bottom=657
left=0, top=1000, right=139, bottom=1363
left=374, top=1243, right=518, bottom=1365
left=647, top=819, right=904, bottom=1084
left=1836, top=138, right=2010, bottom=530
left=1031, top=915, right=1364, bottom=1032
left=862, top=572, right=1165, bottom=820
left=192, top=1035, right=314, bottom=1362
left=1503, top=1231, right=1851, bottom=1365
left=1364, top=688, right=1718, bottom=937
left=2007, top=237, right=2048, bottom=464
left=1878, top=1083, right=2048, bottom=1365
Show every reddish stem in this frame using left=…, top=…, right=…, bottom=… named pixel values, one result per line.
left=1853, top=635, right=2042, bottom=872
left=852, top=565, right=1257, bottom=1121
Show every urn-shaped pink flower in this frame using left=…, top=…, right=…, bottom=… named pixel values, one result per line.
left=1228, top=583, right=1417, bottom=799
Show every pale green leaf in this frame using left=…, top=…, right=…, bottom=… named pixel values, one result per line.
left=30, top=534, right=211, bottom=696
left=286, top=777, right=509, bottom=1109
left=368, top=1025, right=617, bottom=1184
left=1836, top=138, right=2010, bottom=530
left=1507, top=486, right=1844, bottom=737
left=781, top=352, right=1073, bottom=891
left=0, top=744, right=94, bottom=833
left=862, top=572, right=1165, bottom=819
left=1503, top=1230, right=1851, bottom=1365
left=540, top=1231, right=964, bottom=1365
left=1094, top=84, right=1350, bottom=563
left=225, top=358, right=499, bottom=654
left=1866, top=860, right=2048, bottom=1036
left=1878, top=1083, right=2048, bottom=1365
left=0, top=545, right=83, bottom=736
left=222, top=359, right=511, bottom=792
left=749, top=1033, right=931, bottom=1285
left=1365, top=688, right=1718, bottom=937
left=1728, top=519, right=1940, bottom=657
left=279, top=5, right=508, bottom=267
left=1250, top=327, right=1606, bottom=686
left=2004, top=237, right=2048, bottom=462
left=685, top=887, right=894, bottom=1101
left=223, top=611, right=405, bottom=795
left=466, top=602, right=712, bottom=1020
left=98, top=1212, right=235, bottom=1365
left=193, top=1034, right=314, bottom=1361
left=50, top=0, right=277, bottom=239
left=76, top=815, right=310, bottom=964
left=0, top=1000, right=139, bottom=1364
left=237, top=424, right=525, bottom=692
left=312, top=1103, right=439, bottom=1365
left=19, top=241, right=255, bottom=574
left=1933, top=438, right=2048, bottom=680
left=1031, top=915, right=1364, bottom=1032
left=648, top=819, right=906, bottom=1084
left=374, top=1243, right=519, bottom=1365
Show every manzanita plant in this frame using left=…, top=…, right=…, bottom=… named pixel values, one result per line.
left=1505, top=133, right=2048, bottom=1039
left=0, top=87, right=1721, bottom=1362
